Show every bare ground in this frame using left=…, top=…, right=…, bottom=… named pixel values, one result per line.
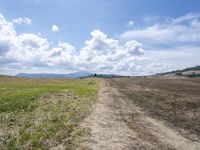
left=80, top=78, right=200, bottom=150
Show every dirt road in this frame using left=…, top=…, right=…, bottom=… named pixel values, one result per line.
left=80, top=78, right=200, bottom=150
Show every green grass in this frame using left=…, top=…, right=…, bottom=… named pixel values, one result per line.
left=0, top=76, right=99, bottom=149
left=0, top=77, right=98, bottom=112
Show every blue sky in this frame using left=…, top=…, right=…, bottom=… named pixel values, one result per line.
left=1, top=0, right=199, bottom=47
left=0, top=0, right=200, bottom=75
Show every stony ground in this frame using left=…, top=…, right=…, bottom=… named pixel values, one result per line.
left=80, top=78, right=200, bottom=150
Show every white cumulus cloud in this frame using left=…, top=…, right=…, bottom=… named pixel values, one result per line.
left=51, top=25, right=60, bottom=32
left=128, top=20, right=134, bottom=26
left=0, top=13, right=164, bottom=75
left=1, top=12, right=199, bottom=76
left=12, top=17, right=32, bottom=25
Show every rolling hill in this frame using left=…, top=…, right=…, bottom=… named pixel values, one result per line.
left=155, top=65, right=200, bottom=78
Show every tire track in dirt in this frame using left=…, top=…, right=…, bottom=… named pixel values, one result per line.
left=80, top=79, right=200, bottom=150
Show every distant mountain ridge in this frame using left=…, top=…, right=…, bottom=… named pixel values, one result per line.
left=16, top=71, right=91, bottom=78
left=12, top=65, right=200, bottom=79
left=15, top=71, right=122, bottom=79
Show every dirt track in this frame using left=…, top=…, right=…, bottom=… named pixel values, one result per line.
left=80, top=78, right=200, bottom=150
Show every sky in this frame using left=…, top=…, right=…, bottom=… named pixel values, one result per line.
left=0, top=0, right=200, bottom=75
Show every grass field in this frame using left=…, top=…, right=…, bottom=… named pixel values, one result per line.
left=0, top=76, right=99, bottom=149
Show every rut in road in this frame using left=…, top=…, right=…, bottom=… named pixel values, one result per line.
left=80, top=79, right=200, bottom=150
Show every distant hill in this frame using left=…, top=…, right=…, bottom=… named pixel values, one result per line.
left=15, top=71, right=122, bottom=79
left=16, top=71, right=92, bottom=78
left=155, top=65, right=200, bottom=78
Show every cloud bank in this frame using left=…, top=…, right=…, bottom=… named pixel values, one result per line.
left=0, top=13, right=200, bottom=75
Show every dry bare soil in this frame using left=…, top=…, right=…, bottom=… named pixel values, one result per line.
left=80, top=78, right=200, bottom=150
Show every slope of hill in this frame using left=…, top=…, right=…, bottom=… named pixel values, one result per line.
left=155, top=65, right=200, bottom=78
